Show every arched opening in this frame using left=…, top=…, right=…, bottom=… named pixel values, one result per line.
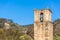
left=40, top=13, right=44, bottom=22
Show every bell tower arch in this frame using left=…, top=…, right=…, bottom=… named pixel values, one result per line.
left=34, top=9, right=53, bottom=40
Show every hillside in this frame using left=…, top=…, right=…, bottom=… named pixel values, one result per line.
left=53, top=19, right=60, bottom=40
left=0, top=18, right=60, bottom=40
left=0, top=18, right=33, bottom=40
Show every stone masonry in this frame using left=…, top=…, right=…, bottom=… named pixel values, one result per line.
left=34, top=9, right=53, bottom=40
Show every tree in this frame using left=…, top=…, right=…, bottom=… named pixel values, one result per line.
left=19, top=34, right=33, bottom=40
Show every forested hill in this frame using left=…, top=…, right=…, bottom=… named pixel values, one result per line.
left=0, top=18, right=60, bottom=40
left=0, top=18, right=34, bottom=40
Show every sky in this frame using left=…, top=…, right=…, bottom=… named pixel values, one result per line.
left=0, top=0, right=60, bottom=25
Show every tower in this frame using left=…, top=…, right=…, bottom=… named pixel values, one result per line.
left=34, top=9, right=53, bottom=40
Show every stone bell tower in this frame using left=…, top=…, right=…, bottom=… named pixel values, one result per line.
left=34, top=9, right=53, bottom=40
